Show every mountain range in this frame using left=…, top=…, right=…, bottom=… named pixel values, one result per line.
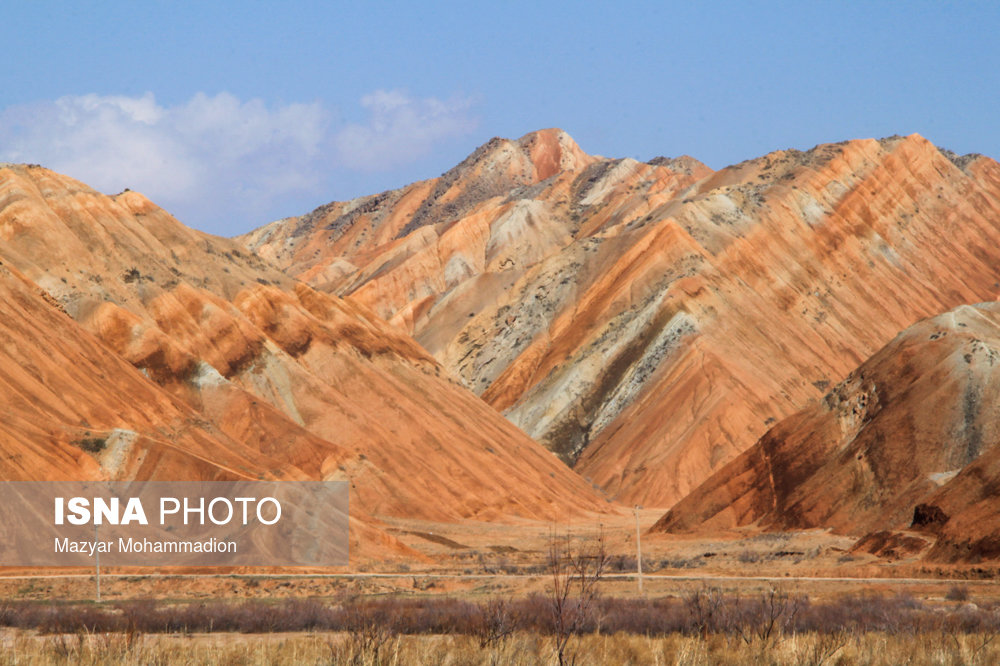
left=242, top=129, right=1000, bottom=515
left=0, top=162, right=607, bottom=562
left=4, top=125, right=1000, bottom=563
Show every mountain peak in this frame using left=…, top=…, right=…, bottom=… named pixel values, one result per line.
left=514, top=128, right=592, bottom=179
left=456, top=128, right=594, bottom=183
left=646, top=155, right=712, bottom=177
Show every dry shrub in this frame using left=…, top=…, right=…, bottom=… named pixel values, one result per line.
left=473, top=597, right=518, bottom=649
left=341, top=602, right=398, bottom=665
left=1, top=591, right=1000, bottom=649
left=546, top=529, right=609, bottom=665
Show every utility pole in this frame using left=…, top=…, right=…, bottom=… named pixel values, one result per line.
left=634, top=505, right=643, bottom=595
left=95, top=522, right=101, bottom=603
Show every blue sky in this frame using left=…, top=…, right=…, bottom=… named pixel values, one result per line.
left=1, top=1, right=997, bottom=236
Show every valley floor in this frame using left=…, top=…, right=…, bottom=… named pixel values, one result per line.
left=3, top=514, right=998, bottom=664
left=1, top=510, right=997, bottom=602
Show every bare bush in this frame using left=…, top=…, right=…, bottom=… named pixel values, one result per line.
left=473, top=597, right=518, bottom=649
left=343, top=602, right=397, bottom=665
left=547, top=528, right=609, bottom=665
left=2, top=590, right=1000, bottom=651
left=685, top=585, right=727, bottom=638
left=728, top=587, right=802, bottom=646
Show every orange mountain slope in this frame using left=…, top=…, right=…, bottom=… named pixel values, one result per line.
left=0, top=258, right=291, bottom=483
left=242, top=130, right=1000, bottom=509
left=0, top=163, right=608, bottom=529
left=652, top=302, right=1000, bottom=562
left=0, top=257, right=426, bottom=562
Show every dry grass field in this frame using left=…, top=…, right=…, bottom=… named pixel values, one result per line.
left=0, top=580, right=999, bottom=664
left=2, top=629, right=1000, bottom=665
left=3, top=515, right=999, bottom=664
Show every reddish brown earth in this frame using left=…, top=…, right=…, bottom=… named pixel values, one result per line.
left=0, top=164, right=610, bottom=564
left=9, top=125, right=1000, bottom=566
left=242, top=129, right=1000, bottom=511
left=0, top=258, right=276, bottom=484
left=652, top=302, right=1000, bottom=562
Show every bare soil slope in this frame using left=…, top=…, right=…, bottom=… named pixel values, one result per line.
left=243, top=130, right=1000, bottom=509
left=653, top=302, right=1000, bottom=563
left=0, top=164, right=608, bottom=538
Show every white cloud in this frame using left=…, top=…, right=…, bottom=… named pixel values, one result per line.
left=333, top=89, right=479, bottom=171
left=0, top=90, right=478, bottom=233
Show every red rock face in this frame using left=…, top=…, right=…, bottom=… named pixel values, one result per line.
left=0, top=259, right=277, bottom=483
left=652, top=302, right=1000, bottom=562
left=243, top=129, right=1000, bottom=510
left=0, top=163, right=609, bottom=551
